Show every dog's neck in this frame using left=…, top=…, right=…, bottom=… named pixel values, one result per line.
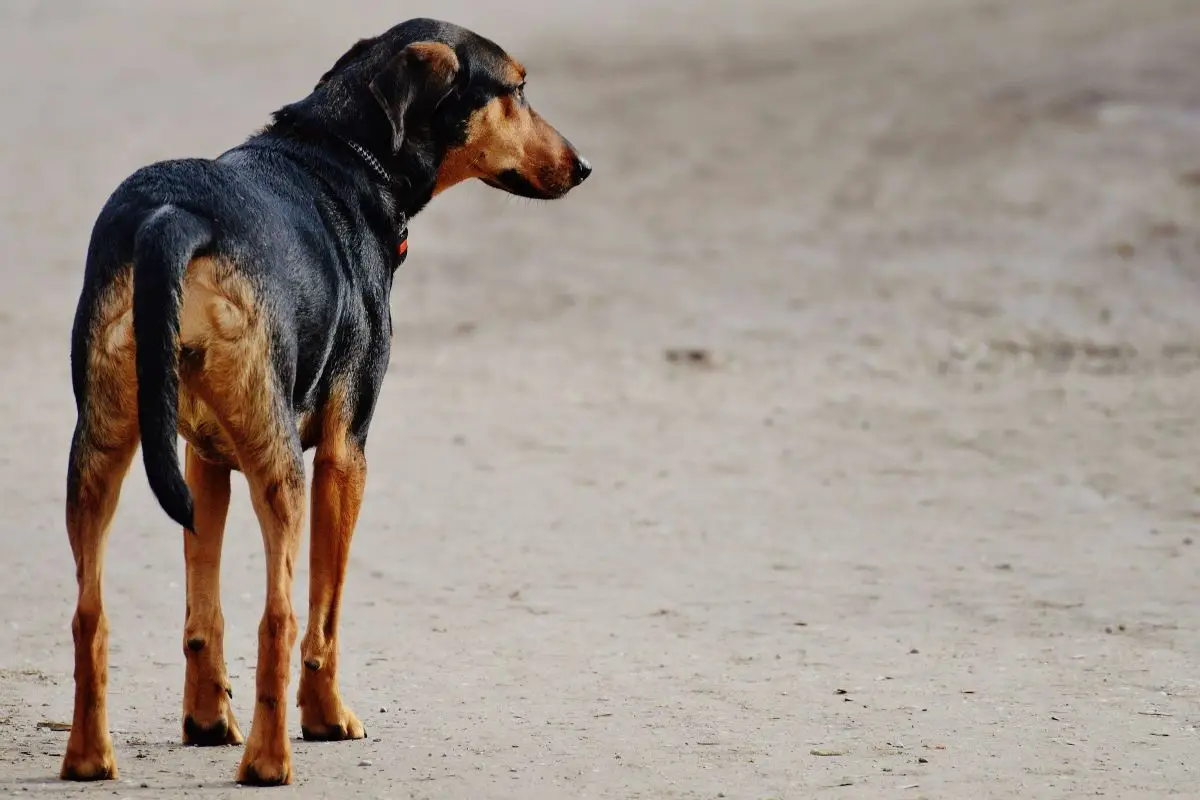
left=339, top=137, right=393, bottom=186
left=263, top=104, right=440, bottom=217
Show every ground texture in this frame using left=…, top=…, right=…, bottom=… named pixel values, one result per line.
left=2, top=0, right=1200, bottom=797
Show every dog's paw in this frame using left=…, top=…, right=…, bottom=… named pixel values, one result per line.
left=183, top=713, right=244, bottom=746
left=300, top=707, right=365, bottom=742
left=236, top=740, right=291, bottom=786
left=60, top=740, right=118, bottom=781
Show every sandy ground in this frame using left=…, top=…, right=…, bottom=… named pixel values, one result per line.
left=2, top=0, right=1200, bottom=797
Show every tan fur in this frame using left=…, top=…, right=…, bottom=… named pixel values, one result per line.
left=236, top=464, right=304, bottom=785
left=297, top=380, right=367, bottom=741
left=505, top=59, right=526, bottom=84
left=434, top=72, right=575, bottom=197
left=406, top=41, right=460, bottom=87
left=65, top=255, right=308, bottom=784
left=177, top=256, right=288, bottom=471
left=173, top=257, right=306, bottom=784
left=60, top=268, right=140, bottom=781
left=181, top=446, right=243, bottom=746
left=60, top=438, right=135, bottom=781
left=83, top=268, right=138, bottom=451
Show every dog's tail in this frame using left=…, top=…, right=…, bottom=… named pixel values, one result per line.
left=131, top=206, right=212, bottom=533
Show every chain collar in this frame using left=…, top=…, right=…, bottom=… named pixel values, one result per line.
left=340, top=137, right=392, bottom=185
left=338, top=137, right=409, bottom=266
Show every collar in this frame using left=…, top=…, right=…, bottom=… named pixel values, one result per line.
left=340, top=137, right=392, bottom=185
left=338, top=138, right=409, bottom=264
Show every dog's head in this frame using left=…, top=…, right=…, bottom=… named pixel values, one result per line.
left=307, top=19, right=590, bottom=206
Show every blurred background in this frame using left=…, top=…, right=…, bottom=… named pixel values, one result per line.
left=2, top=0, right=1200, bottom=796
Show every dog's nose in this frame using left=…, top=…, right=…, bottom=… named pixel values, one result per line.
left=572, top=155, right=592, bottom=184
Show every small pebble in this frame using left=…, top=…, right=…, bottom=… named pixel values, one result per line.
left=918, top=757, right=929, bottom=764
left=358, top=759, right=373, bottom=767
left=380, top=707, right=388, bottom=713
left=664, top=347, right=714, bottom=367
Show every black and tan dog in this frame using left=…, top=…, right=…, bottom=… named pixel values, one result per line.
left=61, top=18, right=589, bottom=786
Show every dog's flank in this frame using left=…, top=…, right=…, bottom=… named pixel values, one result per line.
left=60, top=17, right=589, bottom=787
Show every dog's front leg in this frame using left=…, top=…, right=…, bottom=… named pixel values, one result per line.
left=297, top=432, right=367, bottom=742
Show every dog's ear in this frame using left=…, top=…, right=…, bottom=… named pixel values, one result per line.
left=316, top=37, right=379, bottom=88
left=369, top=42, right=460, bottom=152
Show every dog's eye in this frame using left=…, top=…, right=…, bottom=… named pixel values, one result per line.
left=514, top=82, right=527, bottom=102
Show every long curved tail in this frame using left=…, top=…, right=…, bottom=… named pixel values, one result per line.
left=131, top=206, right=212, bottom=533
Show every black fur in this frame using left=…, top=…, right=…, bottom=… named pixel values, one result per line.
left=132, top=207, right=211, bottom=530
left=69, top=18, right=589, bottom=529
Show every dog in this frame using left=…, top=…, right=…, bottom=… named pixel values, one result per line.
left=60, top=18, right=589, bottom=786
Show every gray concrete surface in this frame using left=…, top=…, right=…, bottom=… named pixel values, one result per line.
left=2, top=0, right=1200, bottom=797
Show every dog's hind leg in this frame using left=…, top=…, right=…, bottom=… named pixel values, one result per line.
left=61, top=423, right=136, bottom=781
left=179, top=258, right=304, bottom=785
left=61, top=272, right=139, bottom=782
left=298, top=398, right=367, bottom=742
left=180, top=444, right=243, bottom=746
left=235, top=432, right=305, bottom=786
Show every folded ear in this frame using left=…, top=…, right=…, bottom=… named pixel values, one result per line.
left=369, top=42, right=460, bottom=152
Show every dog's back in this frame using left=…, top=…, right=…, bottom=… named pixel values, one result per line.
left=70, top=142, right=391, bottom=529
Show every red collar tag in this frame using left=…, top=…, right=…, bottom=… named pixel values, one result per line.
left=395, top=221, right=409, bottom=264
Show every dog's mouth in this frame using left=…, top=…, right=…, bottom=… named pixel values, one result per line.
left=483, top=169, right=570, bottom=200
